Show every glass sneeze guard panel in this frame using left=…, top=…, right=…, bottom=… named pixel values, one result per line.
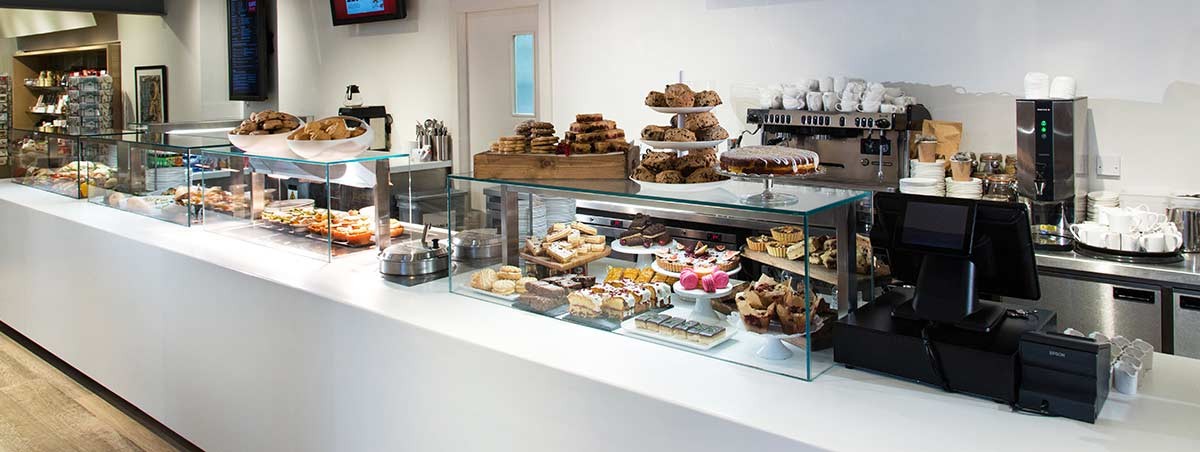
left=9, top=127, right=140, bottom=198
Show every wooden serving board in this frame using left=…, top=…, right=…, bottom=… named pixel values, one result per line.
left=520, top=246, right=612, bottom=272
left=473, top=151, right=633, bottom=180
left=741, top=250, right=885, bottom=286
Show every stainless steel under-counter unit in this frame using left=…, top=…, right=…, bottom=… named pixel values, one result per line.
left=1174, top=290, right=1200, bottom=359
left=1000, top=271, right=1163, bottom=349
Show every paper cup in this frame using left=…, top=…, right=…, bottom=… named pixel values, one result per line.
left=950, top=160, right=973, bottom=182
left=918, top=142, right=938, bottom=163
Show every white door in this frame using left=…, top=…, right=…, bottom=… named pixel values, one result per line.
left=465, top=6, right=539, bottom=167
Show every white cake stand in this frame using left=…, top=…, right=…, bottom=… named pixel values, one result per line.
left=610, top=240, right=677, bottom=266
left=728, top=312, right=825, bottom=360
left=714, top=168, right=828, bottom=207
left=672, top=280, right=739, bottom=322
left=651, top=261, right=741, bottom=279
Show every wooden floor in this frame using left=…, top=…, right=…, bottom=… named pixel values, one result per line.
left=0, top=331, right=184, bottom=452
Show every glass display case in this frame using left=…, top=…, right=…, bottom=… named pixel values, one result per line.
left=198, top=147, right=411, bottom=262
left=448, top=175, right=878, bottom=381
left=79, top=133, right=234, bottom=226
left=7, top=127, right=138, bottom=198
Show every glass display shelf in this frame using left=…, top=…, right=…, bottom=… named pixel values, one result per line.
left=78, top=133, right=233, bottom=226
left=198, top=147, right=412, bottom=262
left=448, top=175, right=875, bottom=382
left=7, top=127, right=139, bottom=198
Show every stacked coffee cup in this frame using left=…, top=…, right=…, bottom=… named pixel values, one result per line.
left=761, top=76, right=918, bottom=113
left=1070, top=205, right=1183, bottom=253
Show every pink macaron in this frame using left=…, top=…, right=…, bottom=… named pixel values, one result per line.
left=701, top=274, right=717, bottom=292
left=679, top=269, right=699, bottom=290
left=711, top=270, right=730, bottom=290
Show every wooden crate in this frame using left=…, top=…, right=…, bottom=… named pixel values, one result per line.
left=473, top=150, right=634, bottom=180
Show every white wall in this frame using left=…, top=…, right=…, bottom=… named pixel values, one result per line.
left=549, top=0, right=1200, bottom=198
left=0, top=37, right=13, bottom=75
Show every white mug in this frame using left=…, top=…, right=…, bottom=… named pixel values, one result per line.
left=880, top=104, right=903, bottom=113
left=893, top=96, right=918, bottom=107
left=1049, top=76, right=1077, bottom=99
left=805, top=91, right=824, bottom=112
left=821, top=92, right=839, bottom=112
left=1121, top=232, right=1141, bottom=252
left=1107, top=210, right=1141, bottom=234
left=858, top=101, right=881, bottom=113
left=1070, top=223, right=1108, bottom=247
left=1024, top=72, right=1050, bottom=99
left=866, top=82, right=886, bottom=95
left=837, top=101, right=859, bottom=113
left=819, top=76, right=835, bottom=92
left=801, top=78, right=820, bottom=91
left=883, top=87, right=904, bottom=97
left=782, top=86, right=805, bottom=98
left=1165, top=231, right=1183, bottom=251
left=1103, top=231, right=1121, bottom=250
left=782, top=95, right=804, bottom=110
left=1140, top=232, right=1167, bottom=253
left=862, top=89, right=884, bottom=103
left=834, top=76, right=848, bottom=93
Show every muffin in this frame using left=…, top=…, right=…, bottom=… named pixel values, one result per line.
left=655, top=170, right=685, bottom=184
left=663, top=128, right=697, bottom=142
left=694, top=90, right=723, bottom=107
left=645, top=91, right=668, bottom=107
left=685, top=167, right=725, bottom=183
left=684, top=112, right=719, bottom=131
left=641, top=151, right=678, bottom=172
left=632, top=165, right=658, bottom=182
left=696, top=125, right=729, bottom=141
left=665, top=83, right=696, bottom=108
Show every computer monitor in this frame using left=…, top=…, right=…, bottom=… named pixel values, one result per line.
left=872, top=193, right=1041, bottom=330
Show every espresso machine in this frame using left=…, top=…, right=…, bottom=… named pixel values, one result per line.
left=339, top=105, right=393, bottom=151
left=745, top=105, right=931, bottom=191
left=1016, top=97, right=1088, bottom=250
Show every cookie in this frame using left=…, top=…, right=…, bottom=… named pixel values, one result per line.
left=570, top=142, right=594, bottom=154
left=593, top=140, right=628, bottom=154
left=645, top=91, right=668, bottom=107
left=694, top=90, right=722, bottom=107
left=531, top=136, right=558, bottom=144
left=663, top=128, right=696, bottom=142
left=684, top=112, right=719, bottom=131
left=665, top=83, right=695, bottom=108
left=576, top=113, right=604, bottom=123
left=641, top=151, right=678, bottom=172
left=655, top=170, right=685, bottom=184
left=696, top=125, right=729, bottom=141
left=570, top=120, right=615, bottom=133
left=491, top=279, right=517, bottom=295
left=499, top=135, right=527, bottom=143
left=685, top=167, right=725, bottom=183
left=641, top=125, right=668, bottom=141
left=632, top=165, right=658, bottom=182
left=529, top=121, right=553, bottom=129
left=575, top=129, right=624, bottom=143
left=514, top=121, right=534, bottom=134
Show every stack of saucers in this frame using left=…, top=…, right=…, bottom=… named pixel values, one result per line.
left=899, top=177, right=944, bottom=196
left=910, top=160, right=947, bottom=195
left=945, top=177, right=983, bottom=199
left=1087, top=191, right=1119, bottom=222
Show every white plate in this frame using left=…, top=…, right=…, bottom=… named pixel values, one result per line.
left=648, top=105, right=717, bottom=115
left=640, top=139, right=726, bottom=150
left=673, top=280, right=738, bottom=300
left=620, top=317, right=735, bottom=351
left=467, top=286, right=520, bottom=302
left=631, top=176, right=730, bottom=193
left=652, top=261, right=741, bottom=278
left=611, top=240, right=677, bottom=255
left=899, top=177, right=941, bottom=186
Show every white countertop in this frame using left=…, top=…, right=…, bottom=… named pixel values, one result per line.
left=1, top=181, right=1197, bottom=451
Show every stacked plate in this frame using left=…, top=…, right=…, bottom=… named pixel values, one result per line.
left=910, top=160, right=947, bottom=195
left=899, top=177, right=944, bottom=196
left=945, top=177, right=983, bottom=199
left=543, top=196, right=576, bottom=229
left=1087, top=191, right=1120, bottom=222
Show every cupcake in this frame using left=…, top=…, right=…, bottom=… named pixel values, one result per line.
left=766, top=241, right=789, bottom=258
left=746, top=235, right=772, bottom=252
left=771, top=225, right=804, bottom=244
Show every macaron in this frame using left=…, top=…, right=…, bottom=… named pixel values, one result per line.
left=711, top=270, right=730, bottom=290
left=679, top=269, right=699, bottom=290
left=701, top=274, right=716, bottom=293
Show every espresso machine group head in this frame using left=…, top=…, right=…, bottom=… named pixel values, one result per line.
left=745, top=105, right=931, bottom=191
left=1015, top=97, right=1088, bottom=250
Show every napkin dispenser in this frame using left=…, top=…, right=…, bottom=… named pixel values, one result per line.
left=1017, top=330, right=1110, bottom=423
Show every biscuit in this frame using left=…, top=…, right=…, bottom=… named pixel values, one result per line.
left=655, top=170, right=685, bottom=184
left=640, top=151, right=678, bottom=172
left=645, top=91, right=668, bottom=107
left=632, top=165, right=658, bottom=182
left=665, top=83, right=695, bottom=108
left=684, top=112, right=719, bottom=131
left=531, top=137, right=558, bottom=144
left=570, top=120, right=616, bottom=133
left=696, top=125, right=729, bottom=141
left=641, top=125, right=668, bottom=141
left=686, top=167, right=725, bottom=183
left=576, top=113, right=604, bottom=123
left=663, top=128, right=697, bottom=142
left=499, top=136, right=527, bottom=142
left=694, top=90, right=722, bottom=107
left=491, top=280, right=517, bottom=295
left=530, top=121, right=553, bottom=129
left=514, top=121, right=534, bottom=134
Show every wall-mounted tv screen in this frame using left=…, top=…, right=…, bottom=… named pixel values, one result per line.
left=228, top=0, right=270, bottom=101
left=330, top=0, right=406, bottom=26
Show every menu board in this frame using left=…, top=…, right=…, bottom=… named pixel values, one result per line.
left=330, top=0, right=406, bottom=26
left=228, top=0, right=269, bottom=101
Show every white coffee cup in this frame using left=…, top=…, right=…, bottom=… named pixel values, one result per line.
left=883, top=87, right=903, bottom=97
left=783, top=95, right=804, bottom=110
left=1024, top=72, right=1050, bottom=99
left=867, top=82, right=886, bottom=95
left=1140, top=232, right=1167, bottom=253
left=862, top=89, right=884, bottom=103
left=858, top=101, right=881, bottom=113
left=837, top=101, right=859, bottom=113
left=834, top=76, right=848, bottom=93
left=1104, top=231, right=1121, bottom=250
left=1113, top=360, right=1138, bottom=395
left=819, top=77, right=835, bottom=93
left=1107, top=209, right=1141, bottom=234
left=782, top=86, right=804, bottom=98
left=821, top=92, right=839, bottom=112
left=801, top=78, right=820, bottom=91
left=1165, top=230, right=1183, bottom=251
left=880, top=104, right=903, bottom=113
left=893, top=96, right=918, bottom=107
left=1070, top=223, right=1108, bottom=247
left=1121, top=232, right=1141, bottom=252
left=805, top=91, right=823, bottom=112
left=1049, top=76, right=1077, bottom=99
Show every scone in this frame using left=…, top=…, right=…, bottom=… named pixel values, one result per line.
left=675, top=152, right=714, bottom=175
left=632, top=165, right=658, bottom=182
left=684, top=167, right=724, bottom=183
left=696, top=125, right=729, bottom=141
left=641, top=125, right=669, bottom=141
left=645, top=91, right=668, bottom=107
left=694, top=90, right=722, bottom=107
left=576, top=113, right=604, bottom=123
left=593, top=140, right=628, bottom=154
left=663, top=128, right=697, bottom=142
left=570, top=120, right=615, bottom=133
left=684, top=112, right=719, bottom=131
left=665, top=83, right=695, bottom=108
left=655, top=170, right=685, bottom=184
left=641, top=151, right=678, bottom=172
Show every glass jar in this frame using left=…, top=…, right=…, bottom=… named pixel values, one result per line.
left=978, top=153, right=1004, bottom=175
left=984, top=174, right=1018, bottom=202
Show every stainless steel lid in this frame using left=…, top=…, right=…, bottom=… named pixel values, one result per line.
left=380, top=240, right=449, bottom=263
left=451, top=229, right=502, bottom=247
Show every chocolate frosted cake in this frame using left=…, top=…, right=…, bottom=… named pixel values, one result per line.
left=719, top=145, right=820, bottom=176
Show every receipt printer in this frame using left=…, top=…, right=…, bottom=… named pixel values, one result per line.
left=1017, top=331, right=1111, bottom=423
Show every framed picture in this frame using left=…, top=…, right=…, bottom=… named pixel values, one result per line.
left=134, top=65, right=168, bottom=124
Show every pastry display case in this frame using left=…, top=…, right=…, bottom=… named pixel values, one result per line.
left=79, top=133, right=235, bottom=226
left=197, top=147, right=411, bottom=262
left=7, top=127, right=138, bottom=198
left=448, top=174, right=877, bottom=381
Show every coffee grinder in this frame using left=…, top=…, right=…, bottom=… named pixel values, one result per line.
left=1016, top=97, right=1088, bottom=250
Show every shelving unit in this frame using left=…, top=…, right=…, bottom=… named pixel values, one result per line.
left=10, top=42, right=122, bottom=130
left=0, top=73, right=9, bottom=177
